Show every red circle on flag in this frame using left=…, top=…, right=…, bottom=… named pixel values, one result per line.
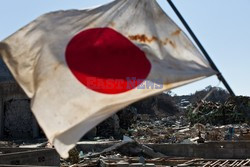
left=66, top=27, right=151, bottom=94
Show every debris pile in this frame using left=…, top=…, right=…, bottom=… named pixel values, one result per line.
left=128, top=115, right=189, bottom=144
left=188, top=96, right=250, bottom=125
left=93, top=96, right=250, bottom=145
left=1, top=95, right=250, bottom=167
left=129, top=118, right=250, bottom=144
left=61, top=139, right=176, bottom=167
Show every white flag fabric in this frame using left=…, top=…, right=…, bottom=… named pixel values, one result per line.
left=0, top=0, right=216, bottom=158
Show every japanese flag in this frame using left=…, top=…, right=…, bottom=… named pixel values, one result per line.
left=0, top=0, right=216, bottom=158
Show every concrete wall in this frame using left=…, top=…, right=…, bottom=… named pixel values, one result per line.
left=147, top=141, right=250, bottom=159
left=0, top=148, right=60, bottom=166
left=76, top=141, right=250, bottom=159
left=0, top=82, right=39, bottom=139
left=0, top=59, right=14, bottom=83
left=4, top=99, right=33, bottom=139
left=77, top=141, right=120, bottom=153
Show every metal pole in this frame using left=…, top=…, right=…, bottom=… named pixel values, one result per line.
left=167, top=0, right=235, bottom=96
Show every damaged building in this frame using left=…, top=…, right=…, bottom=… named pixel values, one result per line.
left=0, top=58, right=40, bottom=139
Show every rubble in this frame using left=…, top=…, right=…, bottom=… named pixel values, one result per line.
left=81, top=96, right=250, bottom=155
left=188, top=96, right=250, bottom=125
left=128, top=115, right=250, bottom=144
left=179, top=159, right=250, bottom=167
left=60, top=121, right=250, bottom=166
left=0, top=94, right=249, bottom=166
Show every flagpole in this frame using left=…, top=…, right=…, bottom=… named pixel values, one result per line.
left=167, top=0, right=235, bottom=96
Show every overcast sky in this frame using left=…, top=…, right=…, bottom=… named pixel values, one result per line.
left=0, top=0, right=249, bottom=96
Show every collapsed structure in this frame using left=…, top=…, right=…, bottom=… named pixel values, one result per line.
left=1, top=58, right=250, bottom=166
left=0, top=58, right=40, bottom=139
left=1, top=62, right=250, bottom=166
